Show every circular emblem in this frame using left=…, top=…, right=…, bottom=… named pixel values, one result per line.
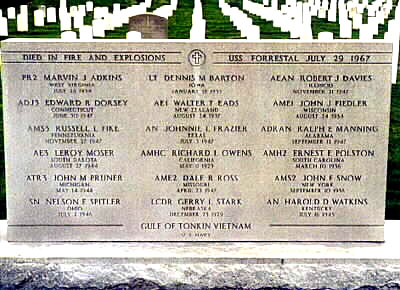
left=188, top=49, right=206, bottom=66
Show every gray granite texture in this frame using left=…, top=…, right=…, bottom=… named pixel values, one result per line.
left=1, top=259, right=400, bottom=290
left=2, top=222, right=400, bottom=289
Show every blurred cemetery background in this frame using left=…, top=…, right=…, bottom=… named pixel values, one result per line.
left=0, top=0, right=399, bottom=219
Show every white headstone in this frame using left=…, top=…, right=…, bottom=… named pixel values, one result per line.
left=295, top=2, right=303, bottom=24
left=120, top=9, right=130, bottom=24
left=328, top=2, right=337, bottom=22
left=243, top=0, right=251, bottom=9
left=368, top=17, right=379, bottom=35
left=7, top=7, right=16, bottom=19
left=70, top=6, right=78, bottom=16
left=61, top=30, right=77, bottom=40
left=105, top=13, right=115, bottom=30
left=125, top=6, right=135, bottom=18
left=126, top=30, right=142, bottom=40
left=318, top=31, right=334, bottom=40
left=86, top=2, right=94, bottom=12
left=280, top=14, right=290, bottom=32
left=34, top=10, right=45, bottom=27
left=94, top=7, right=109, bottom=19
left=310, top=5, right=318, bottom=16
left=112, top=12, right=123, bottom=28
left=328, top=8, right=336, bottom=21
left=247, top=25, right=260, bottom=40
left=272, top=10, right=283, bottom=27
left=113, top=3, right=121, bottom=13
left=79, top=5, right=86, bottom=15
left=368, top=5, right=376, bottom=17
left=132, top=4, right=147, bottom=15
left=299, top=23, right=313, bottom=40
left=287, top=0, right=296, bottom=7
left=383, top=6, right=391, bottom=18
left=272, top=0, right=278, bottom=10
left=20, top=5, right=28, bottom=15
left=59, top=7, right=68, bottom=19
left=200, top=19, right=207, bottom=39
left=338, top=4, right=347, bottom=23
left=47, top=7, right=57, bottom=23
left=190, top=0, right=205, bottom=40
left=303, top=3, right=311, bottom=25
left=359, top=24, right=373, bottom=40
left=60, top=12, right=72, bottom=31
left=339, top=19, right=352, bottom=38
left=348, top=5, right=357, bottom=18
left=153, top=6, right=174, bottom=18
left=289, top=21, right=301, bottom=38
left=318, top=8, right=327, bottom=18
left=79, top=25, right=93, bottom=40
left=73, top=12, right=84, bottom=29
left=39, top=5, right=46, bottom=17
left=92, top=19, right=106, bottom=37
left=0, top=17, right=8, bottom=36
left=16, top=13, right=28, bottom=32
left=60, top=0, right=67, bottom=9
left=352, top=13, right=362, bottom=29
left=93, top=7, right=102, bottom=19
left=376, top=10, right=385, bottom=24
left=356, top=4, right=364, bottom=14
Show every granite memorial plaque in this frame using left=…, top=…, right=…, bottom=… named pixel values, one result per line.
left=1, top=40, right=392, bottom=241
left=128, top=14, right=168, bottom=39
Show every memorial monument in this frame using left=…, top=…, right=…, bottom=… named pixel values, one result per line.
left=1, top=39, right=392, bottom=242
left=0, top=0, right=399, bottom=286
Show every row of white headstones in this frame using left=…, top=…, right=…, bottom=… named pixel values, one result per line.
left=189, top=0, right=399, bottom=82
left=0, top=0, right=185, bottom=39
left=217, top=0, right=399, bottom=82
left=239, top=0, right=400, bottom=40
left=0, top=0, right=398, bottom=81
left=0, top=0, right=397, bottom=40
left=0, top=1, right=153, bottom=40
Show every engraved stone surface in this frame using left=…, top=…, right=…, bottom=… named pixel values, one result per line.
left=1, top=221, right=400, bottom=289
left=1, top=40, right=393, bottom=241
left=128, top=14, right=168, bottom=39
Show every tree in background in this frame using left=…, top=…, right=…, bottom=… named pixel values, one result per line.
left=30, top=0, right=133, bottom=7
left=0, top=1, right=31, bottom=9
left=0, top=0, right=135, bottom=9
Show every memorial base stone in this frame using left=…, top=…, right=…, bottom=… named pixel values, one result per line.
left=1, top=220, right=400, bottom=289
